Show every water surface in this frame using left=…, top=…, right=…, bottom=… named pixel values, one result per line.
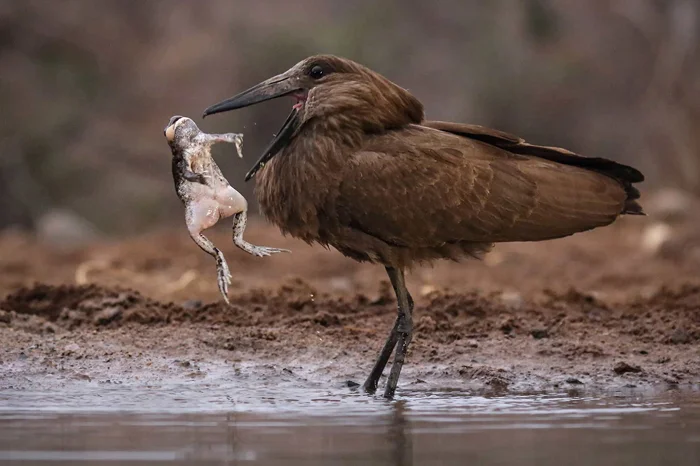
left=1, top=385, right=699, bottom=465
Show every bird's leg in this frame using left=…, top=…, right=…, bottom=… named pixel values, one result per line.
left=363, top=314, right=400, bottom=394
left=232, top=210, right=290, bottom=257
left=383, top=267, right=413, bottom=399
left=363, top=267, right=414, bottom=395
left=186, top=203, right=231, bottom=304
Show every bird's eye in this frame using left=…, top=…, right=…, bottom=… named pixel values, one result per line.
left=309, top=65, right=324, bottom=79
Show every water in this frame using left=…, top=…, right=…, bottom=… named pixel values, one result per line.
left=1, top=385, right=699, bottom=465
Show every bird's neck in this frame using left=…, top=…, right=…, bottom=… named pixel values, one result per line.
left=254, top=118, right=362, bottom=241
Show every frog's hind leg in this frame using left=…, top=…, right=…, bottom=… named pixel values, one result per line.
left=232, top=210, right=290, bottom=257
left=186, top=201, right=231, bottom=304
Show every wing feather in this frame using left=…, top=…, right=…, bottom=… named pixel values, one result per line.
left=423, top=120, right=645, bottom=215
left=334, top=126, right=629, bottom=248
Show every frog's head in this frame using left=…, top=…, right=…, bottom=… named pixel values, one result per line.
left=164, top=115, right=243, bottom=158
left=164, top=115, right=200, bottom=147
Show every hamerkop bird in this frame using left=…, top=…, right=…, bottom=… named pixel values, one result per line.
left=203, top=55, right=644, bottom=399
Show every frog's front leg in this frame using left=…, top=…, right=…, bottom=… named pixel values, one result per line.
left=231, top=210, right=291, bottom=257
left=183, top=168, right=208, bottom=185
left=196, top=133, right=244, bottom=158
left=186, top=200, right=231, bottom=303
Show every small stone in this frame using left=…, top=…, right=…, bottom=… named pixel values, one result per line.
left=486, top=376, right=509, bottom=390
left=0, top=309, right=11, bottom=324
left=370, top=281, right=393, bottom=305
left=499, top=318, right=516, bottom=334
left=416, top=315, right=437, bottom=332
left=93, top=307, right=122, bottom=325
left=645, top=188, right=694, bottom=222
left=313, top=312, right=340, bottom=327
left=499, top=291, right=523, bottom=309
left=614, top=362, right=642, bottom=375
left=420, top=284, right=437, bottom=297
left=329, top=277, right=352, bottom=293
left=35, top=208, right=99, bottom=250
left=64, top=343, right=80, bottom=353
left=346, top=380, right=360, bottom=388
left=182, top=300, right=202, bottom=310
left=641, top=223, right=673, bottom=254
left=531, top=329, right=549, bottom=339
left=42, top=322, right=57, bottom=334
left=667, top=328, right=692, bottom=345
left=565, top=377, right=583, bottom=385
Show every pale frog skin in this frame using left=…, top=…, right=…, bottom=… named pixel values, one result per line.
left=164, top=115, right=289, bottom=303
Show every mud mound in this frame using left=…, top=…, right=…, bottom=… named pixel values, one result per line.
left=2, top=281, right=699, bottom=390
left=0, top=279, right=391, bottom=330
left=3, top=280, right=698, bottom=348
left=624, top=284, right=700, bottom=345
left=1, top=283, right=179, bottom=328
left=1, top=218, right=699, bottom=392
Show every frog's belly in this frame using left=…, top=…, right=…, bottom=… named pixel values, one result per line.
left=178, top=182, right=216, bottom=203
left=215, top=186, right=247, bottom=217
left=179, top=182, right=247, bottom=218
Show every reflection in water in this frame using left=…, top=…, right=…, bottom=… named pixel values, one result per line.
left=0, top=389, right=699, bottom=465
left=389, top=401, right=412, bottom=466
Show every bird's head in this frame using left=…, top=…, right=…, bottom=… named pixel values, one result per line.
left=202, top=55, right=424, bottom=180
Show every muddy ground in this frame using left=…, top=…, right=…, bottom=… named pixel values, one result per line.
left=1, top=201, right=700, bottom=396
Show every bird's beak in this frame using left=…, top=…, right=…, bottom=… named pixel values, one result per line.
left=202, top=71, right=301, bottom=118
left=244, top=107, right=300, bottom=181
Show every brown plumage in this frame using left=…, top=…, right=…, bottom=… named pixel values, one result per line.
left=203, top=54, right=644, bottom=399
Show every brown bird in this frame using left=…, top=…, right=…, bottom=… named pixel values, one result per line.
left=203, top=55, right=644, bottom=399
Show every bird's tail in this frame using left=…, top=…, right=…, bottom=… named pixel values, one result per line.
left=622, top=184, right=644, bottom=215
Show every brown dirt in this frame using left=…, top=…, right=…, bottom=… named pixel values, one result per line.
left=1, top=214, right=700, bottom=394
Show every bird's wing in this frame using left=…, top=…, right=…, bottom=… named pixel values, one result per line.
left=422, top=121, right=644, bottom=184
left=422, top=120, right=644, bottom=215
left=334, top=125, right=629, bottom=248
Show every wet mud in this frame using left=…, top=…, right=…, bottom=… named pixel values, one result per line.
left=1, top=212, right=699, bottom=395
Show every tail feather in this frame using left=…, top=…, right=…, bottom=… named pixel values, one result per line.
left=624, top=199, right=645, bottom=215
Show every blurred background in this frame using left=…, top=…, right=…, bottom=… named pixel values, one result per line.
left=0, top=0, right=698, bottom=240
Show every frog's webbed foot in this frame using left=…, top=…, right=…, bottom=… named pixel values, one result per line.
left=232, top=211, right=291, bottom=257
left=244, top=245, right=291, bottom=257
left=215, top=255, right=232, bottom=304
left=198, top=133, right=244, bottom=158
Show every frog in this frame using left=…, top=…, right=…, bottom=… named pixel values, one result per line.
left=164, top=115, right=289, bottom=303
